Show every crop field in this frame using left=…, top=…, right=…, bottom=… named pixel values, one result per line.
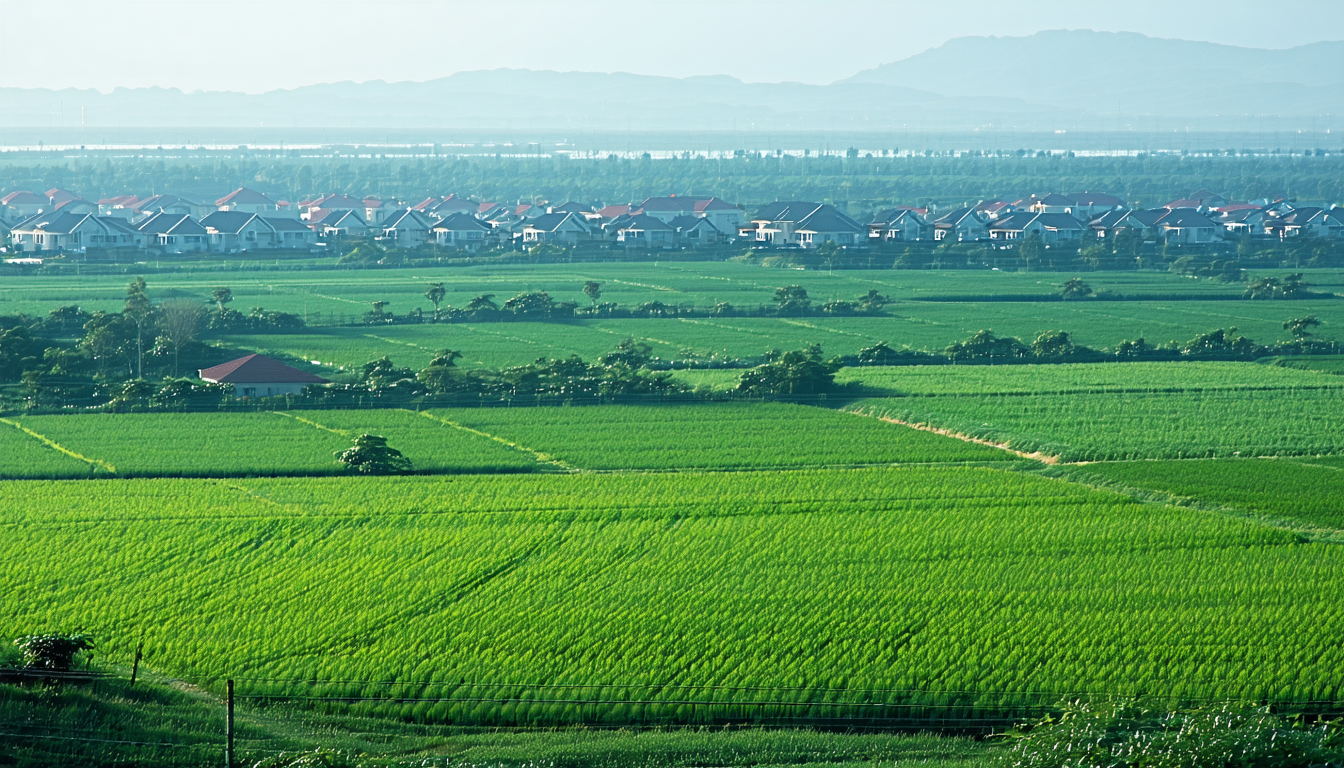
left=1071, top=458, right=1344, bottom=531
left=2, top=466, right=1341, bottom=725
left=0, top=411, right=545, bottom=479
left=847, top=387, right=1344, bottom=461
left=11, top=263, right=1337, bottom=319
left=440, top=403, right=1014, bottom=470
left=835, top=360, right=1344, bottom=396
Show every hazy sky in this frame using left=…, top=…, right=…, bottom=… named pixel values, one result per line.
left=2, top=0, right=1341, bottom=93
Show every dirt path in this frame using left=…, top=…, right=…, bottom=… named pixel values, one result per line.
left=866, top=414, right=1060, bottom=465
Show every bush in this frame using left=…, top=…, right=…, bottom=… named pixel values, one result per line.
left=13, top=633, right=95, bottom=670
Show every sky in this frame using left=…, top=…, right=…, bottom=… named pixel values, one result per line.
left=1, top=0, right=1341, bottom=93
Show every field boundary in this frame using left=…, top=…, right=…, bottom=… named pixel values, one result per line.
left=411, top=410, right=578, bottom=472
left=846, top=411, right=1059, bottom=465
left=270, top=411, right=350, bottom=436
left=0, top=417, right=117, bottom=474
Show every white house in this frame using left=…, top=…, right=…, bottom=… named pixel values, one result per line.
left=216, top=188, right=278, bottom=215
left=135, top=212, right=210, bottom=253
left=309, top=209, right=371, bottom=240
left=1155, top=208, right=1224, bottom=244
left=616, top=213, right=676, bottom=248
left=669, top=215, right=725, bottom=245
left=635, top=196, right=744, bottom=233
left=522, top=212, right=589, bottom=244
left=931, top=207, right=988, bottom=242
left=431, top=213, right=493, bottom=250
left=9, top=211, right=144, bottom=252
left=2, top=191, right=50, bottom=220
left=199, top=353, right=328, bottom=398
left=200, top=211, right=274, bottom=252
left=377, top=209, right=435, bottom=248
left=793, top=206, right=865, bottom=248
left=988, top=212, right=1085, bottom=242
left=868, top=208, right=928, bottom=242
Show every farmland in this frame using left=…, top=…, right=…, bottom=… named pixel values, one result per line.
left=3, top=466, right=1341, bottom=727
left=848, top=385, right=1344, bottom=461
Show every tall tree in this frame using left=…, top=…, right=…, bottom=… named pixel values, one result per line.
left=157, top=299, right=207, bottom=376
left=425, top=283, right=447, bottom=321
left=582, top=281, right=603, bottom=307
left=123, top=277, right=153, bottom=379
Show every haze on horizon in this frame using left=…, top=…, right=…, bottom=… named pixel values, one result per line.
left=2, top=0, right=1341, bottom=94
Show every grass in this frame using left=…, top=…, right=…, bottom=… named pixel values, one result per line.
left=2, top=467, right=1340, bottom=727
left=440, top=402, right=1016, bottom=470
left=847, top=387, right=1344, bottom=461
left=1, top=411, right=546, bottom=479
left=1071, top=458, right=1344, bottom=531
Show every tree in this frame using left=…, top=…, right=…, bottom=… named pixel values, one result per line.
left=1031, top=330, right=1077, bottom=359
left=364, top=300, right=392, bottom=324
left=1243, top=277, right=1282, bottom=300
left=14, top=632, right=94, bottom=671
left=1018, top=231, right=1044, bottom=271
left=857, top=341, right=901, bottom=365
left=211, top=287, right=234, bottom=313
left=773, top=285, right=811, bottom=315
left=1284, top=315, right=1321, bottom=339
left=582, top=281, right=602, bottom=307
left=735, top=346, right=837, bottom=397
left=1059, top=278, right=1093, bottom=301
left=157, top=299, right=206, bottom=376
left=424, top=283, right=446, bottom=321
left=123, top=277, right=153, bottom=379
left=335, top=434, right=412, bottom=474
left=503, top=291, right=556, bottom=317
left=417, top=349, right=465, bottom=393
left=946, top=330, right=1030, bottom=362
left=466, top=294, right=499, bottom=313
left=815, top=240, right=840, bottom=272
left=856, top=290, right=891, bottom=313
left=600, top=337, right=653, bottom=367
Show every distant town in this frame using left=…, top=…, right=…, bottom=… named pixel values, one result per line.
left=1, top=185, right=1341, bottom=259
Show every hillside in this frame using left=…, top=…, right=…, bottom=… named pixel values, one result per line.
left=0, top=31, right=1338, bottom=134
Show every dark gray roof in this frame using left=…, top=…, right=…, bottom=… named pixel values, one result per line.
left=796, top=206, right=863, bottom=234
left=620, top=213, right=675, bottom=231
left=1035, top=213, right=1083, bottom=230
left=1156, top=208, right=1219, bottom=228
left=135, top=212, right=207, bottom=235
left=753, top=201, right=823, bottom=222
left=432, top=212, right=492, bottom=231
left=668, top=215, right=719, bottom=232
left=988, top=211, right=1038, bottom=230
left=199, top=211, right=259, bottom=234
left=262, top=217, right=312, bottom=232
left=527, top=212, right=586, bottom=232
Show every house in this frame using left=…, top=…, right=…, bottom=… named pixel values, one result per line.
left=377, top=209, right=434, bottom=248
left=1066, top=192, right=1125, bottom=218
left=930, top=207, right=988, bottom=242
left=521, top=212, right=589, bottom=244
left=549, top=201, right=595, bottom=215
left=1217, top=207, right=1270, bottom=237
left=869, top=208, right=928, bottom=242
left=974, top=200, right=1015, bottom=219
left=744, top=201, right=829, bottom=246
left=200, top=211, right=274, bottom=252
left=216, top=188, right=278, bottom=215
left=793, top=205, right=865, bottom=248
left=988, top=212, right=1085, bottom=242
left=300, top=194, right=366, bottom=219
left=1185, top=188, right=1230, bottom=208
left=135, top=212, right=209, bottom=253
left=596, top=203, right=631, bottom=220
left=9, top=211, right=144, bottom=252
left=427, top=195, right=481, bottom=219
left=309, top=209, right=371, bottom=240
left=669, top=215, right=724, bottom=245
left=2, top=191, right=50, bottom=220
left=46, top=188, right=82, bottom=208
left=431, top=213, right=493, bottom=250
left=363, top=197, right=393, bottom=224
left=1265, top=207, right=1344, bottom=239
left=98, top=195, right=141, bottom=218
left=198, top=353, right=327, bottom=398
left=264, top=217, right=318, bottom=249
left=1154, top=208, right=1223, bottom=244
left=616, top=213, right=676, bottom=248
left=635, top=196, right=744, bottom=233
left=132, top=193, right=214, bottom=220
left=53, top=198, right=98, bottom=214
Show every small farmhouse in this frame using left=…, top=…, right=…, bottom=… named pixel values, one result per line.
left=198, top=354, right=328, bottom=397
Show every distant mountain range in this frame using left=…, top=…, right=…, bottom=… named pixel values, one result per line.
left=0, top=31, right=1338, bottom=135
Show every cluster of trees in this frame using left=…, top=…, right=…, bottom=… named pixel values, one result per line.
left=4, top=153, right=1339, bottom=216
left=0, top=280, right=303, bottom=409
left=360, top=283, right=892, bottom=325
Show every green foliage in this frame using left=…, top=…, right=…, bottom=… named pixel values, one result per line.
left=735, top=346, right=837, bottom=396
left=1058, top=278, right=1093, bottom=300
left=998, top=700, right=1343, bottom=768
left=335, top=433, right=412, bottom=474
left=13, top=632, right=94, bottom=670
left=946, top=330, right=1030, bottom=362
left=772, top=285, right=811, bottom=315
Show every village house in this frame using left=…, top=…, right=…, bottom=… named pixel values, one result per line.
left=744, top=201, right=854, bottom=247
left=363, top=197, right=393, bottom=224
left=931, top=207, right=989, bottom=242
left=634, top=196, right=745, bottom=234
left=267, top=217, right=318, bottom=248
left=1086, top=209, right=1166, bottom=242
left=377, top=209, right=434, bottom=248
left=615, top=214, right=676, bottom=248
left=988, top=211, right=1086, bottom=242
left=308, top=209, right=371, bottom=240
left=132, top=193, right=214, bottom=221
left=1217, top=207, right=1271, bottom=237
left=427, top=195, right=481, bottom=219
left=1264, top=207, right=1344, bottom=239
left=1154, top=208, right=1224, bottom=244
left=98, top=195, right=141, bottom=219
left=793, top=206, right=866, bottom=248
left=300, top=194, right=366, bottom=220
left=8, top=211, right=144, bottom=252
left=135, top=212, right=210, bottom=253
left=2, top=191, right=50, bottom=220
left=668, top=215, right=725, bottom=245
left=216, top=188, right=278, bottom=215
left=522, top=212, right=590, bottom=244
left=200, top=211, right=275, bottom=252
left=199, top=354, right=328, bottom=398
left=869, top=208, right=928, bottom=242
left=431, top=213, right=493, bottom=250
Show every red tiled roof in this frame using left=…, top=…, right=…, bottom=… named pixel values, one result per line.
left=198, top=354, right=328, bottom=384
left=597, top=204, right=631, bottom=218
left=217, top=188, right=276, bottom=206
left=2, top=191, right=47, bottom=206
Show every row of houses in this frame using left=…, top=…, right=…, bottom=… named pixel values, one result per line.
left=3, top=185, right=1341, bottom=255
